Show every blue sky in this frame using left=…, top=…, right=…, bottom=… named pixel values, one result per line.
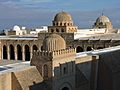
left=0, top=0, right=120, bottom=30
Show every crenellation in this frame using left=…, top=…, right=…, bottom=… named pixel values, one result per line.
left=33, top=48, right=75, bottom=58
left=33, top=50, right=53, bottom=57
left=51, top=48, right=76, bottom=57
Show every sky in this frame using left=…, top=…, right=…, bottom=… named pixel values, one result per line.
left=0, top=0, right=120, bottom=30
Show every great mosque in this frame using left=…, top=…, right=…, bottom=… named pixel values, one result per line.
left=0, top=11, right=120, bottom=90
left=1, top=11, right=120, bottom=61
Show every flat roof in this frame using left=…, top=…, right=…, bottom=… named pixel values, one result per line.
left=0, top=61, right=31, bottom=74
left=76, top=45, right=120, bottom=58
left=77, top=34, right=120, bottom=40
left=0, top=35, right=38, bottom=40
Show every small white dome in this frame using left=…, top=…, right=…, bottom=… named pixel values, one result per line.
left=13, top=25, right=21, bottom=31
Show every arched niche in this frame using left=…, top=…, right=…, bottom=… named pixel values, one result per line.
left=10, top=44, right=15, bottom=60
left=76, top=46, right=84, bottom=53
left=17, top=45, right=22, bottom=60
left=86, top=46, right=92, bottom=51
left=25, top=45, right=30, bottom=61
left=3, top=45, right=7, bottom=59
left=33, top=45, right=38, bottom=51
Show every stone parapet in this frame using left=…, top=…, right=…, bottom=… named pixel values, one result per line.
left=33, top=48, right=76, bottom=59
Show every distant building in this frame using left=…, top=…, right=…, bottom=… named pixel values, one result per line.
left=30, top=26, right=48, bottom=35
left=6, top=25, right=27, bottom=35
left=93, top=14, right=113, bottom=29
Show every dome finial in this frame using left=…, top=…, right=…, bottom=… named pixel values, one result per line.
left=102, top=12, right=104, bottom=16
left=101, top=10, right=104, bottom=16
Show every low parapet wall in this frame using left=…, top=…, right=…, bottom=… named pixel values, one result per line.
left=33, top=48, right=76, bottom=59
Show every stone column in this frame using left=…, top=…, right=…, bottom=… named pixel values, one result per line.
left=83, top=44, right=86, bottom=51
left=30, top=46, right=33, bottom=60
left=14, top=45, right=18, bottom=61
left=22, top=45, right=25, bottom=61
left=0, top=44, right=3, bottom=60
left=7, top=45, right=10, bottom=60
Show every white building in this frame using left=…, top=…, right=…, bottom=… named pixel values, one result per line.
left=6, top=25, right=27, bottom=36
left=30, top=26, right=48, bottom=35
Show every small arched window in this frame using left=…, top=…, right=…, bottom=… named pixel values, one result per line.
left=61, top=29, right=64, bottom=32
left=56, top=23, right=58, bottom=26
left=76, top=46, right=84, bottom=53
left=33, top=45, right=38, bottom=51
left=56, top=28, right=59, bottom=32
left=60, top=23, right=62, bottom=26
left=64, top=23, right=66, bottom=26
left=41, top=46, right=43, bottom=51
left=53, top=22, right=55, bottom=26
left=51, top=29, right=54, bottom=33
left=68, top=23, right=69, bottom=26
left=43, top=64, right=48, bottom=78
left=63, top=67, right=67, bottom=74
left=100, top=22, right=103, bottom=25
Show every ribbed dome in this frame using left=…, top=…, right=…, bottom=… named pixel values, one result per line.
left=54, top=11, right=72, bottom=21
left=96, top=15, right=110, bottom=23
left=42, top=34, right=66, bottom=51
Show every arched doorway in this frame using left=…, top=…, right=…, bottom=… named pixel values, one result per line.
left=76, top=46, right=84, bottom=53
left=62, top=87, right=69, bottom=90
left=97, top=47, right=103, bottom=49
left=3, top=45, right=7, bottom=59
left=25, top=45, right=30, bottom=61
left=33, top=45, right=38, bottom=51
left=10, top=45, right=15, bottom=60
left=17, top=45, right=22, bottom=60
left=86, top=46, right=92, bottom=51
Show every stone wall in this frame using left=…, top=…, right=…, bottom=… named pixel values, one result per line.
left=0, top=66, right=43, bottom=90
left=0, top=73, right=11, bottom=90
left=12, top=66, right=43, bottom=90
left=7, top=31, right=16, bottom=35
left=75, top=56, right=93, bottom=80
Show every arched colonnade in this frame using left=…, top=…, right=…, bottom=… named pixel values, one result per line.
left=2, top=44, right=38, bottom=61
left=76, top=45, right=104, bottom=53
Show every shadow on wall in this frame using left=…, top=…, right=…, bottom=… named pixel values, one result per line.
left=11, top=72, right=22, bottom=90
left=29, top=81, right=50, bottom=90
left=11, top=71, right=50, bottom=90
left=30, top=53, right=120, bottom=90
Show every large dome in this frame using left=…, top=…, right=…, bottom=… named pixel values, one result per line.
left=42, top=34, right=66, bottom=51
left=96, top=15, right=110, bottom=23
left=54, top=11, right=72, bottom=21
